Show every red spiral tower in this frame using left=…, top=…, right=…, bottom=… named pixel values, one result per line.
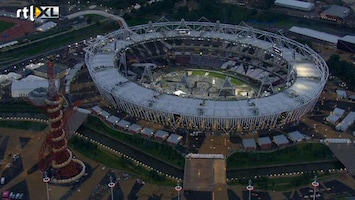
left=38, top=59, right=85, bottom=184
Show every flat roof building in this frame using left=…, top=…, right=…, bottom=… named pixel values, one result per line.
left=128, top=123, right=142, bottom=134
left=273, top=135, right=289, bottom=146
left=336, top=111, right=355, bottom=131
left=141, top=127, right=155, bottom=137
left=154, top=130, right=169, bottom=140
left=321, top=5, right=351, bottom=22
left=99, top=110, right=111, bottom=119
left=117, top=119, right=131, bottom=129
left=289, top=26, right=340, bottom=44
left=34, top=63, right=68, bottom=79
left=258, top=137, right=272, bottom=150
left=91, top=105, right=102, bottom=114
left=337, top=35, right=355, bottom=53
left=288, top=131, right=305, bottom=142
left=275, top=0, right=314, bottom=11
left=242, top=138, right=257, bottom=151
left=106, top=115, right=120, bottom=125
left=166, top=134, right=182, bottom=145
left=36, top=21, right=57, bottom=32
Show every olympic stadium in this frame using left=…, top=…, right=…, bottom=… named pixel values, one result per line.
left=85, top=19, right=328, bottom=133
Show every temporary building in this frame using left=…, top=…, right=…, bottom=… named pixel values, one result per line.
left=273, top=135, right=289, bottom=146
left=336, top=90, right=347, bottom=98
left=288, top=131, right=305, bottom=142
left=36, top=21, right=57, bottom=32
left=336, top=112, right=355, bottom=131
left=242, top=138, right=257, bottom=151
left=91, top=105, right=102, bottom=114
left=117, top=119, right=131, bottom=129
left=99, top=110, right=111, bottom=119
left=155, top=130, right=169, bottom=140
left=106, top=115, right=120, bottom=125
left=166, top=134, right=182, bottom=145
left=258, top=137, right=272, bottom=150
left=128, top=123, right=142, bottom=134
left=141, top=127, right=155, bottom=137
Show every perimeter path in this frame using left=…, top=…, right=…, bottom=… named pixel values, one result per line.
left=64, top=10, right=128, bottom=29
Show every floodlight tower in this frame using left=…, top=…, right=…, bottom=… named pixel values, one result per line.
left=312, top=176, right=319, bottom=200
left=37, top=58, right=85, bottom=184
left=246, top=179, right=254, bottom=200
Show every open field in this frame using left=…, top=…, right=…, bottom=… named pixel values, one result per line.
left=0, top=21, right=14, bottom=33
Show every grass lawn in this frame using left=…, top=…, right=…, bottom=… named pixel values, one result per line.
left=0, top=21, right=15, bottom=33
left=69, top=136, right=176, bottom=186
left=84, top=116, right=185, bottom=169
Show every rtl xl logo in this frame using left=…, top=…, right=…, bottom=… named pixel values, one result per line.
left=16, top=5, right=59, bottom=21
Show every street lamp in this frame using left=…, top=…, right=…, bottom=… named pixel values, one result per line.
left=311, top=176, right=319, bottom=200
left=42, top=172, right=50, bottom=200
left=108, top=176, right=115, bottom=200
left=175, top=182, right=183, bottom=200
left=246, top=179, right=254, bottom=200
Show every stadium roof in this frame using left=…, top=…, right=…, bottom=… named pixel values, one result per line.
left=86, top=20, right=328, bottom=123
left=88, top=51, right=325, bottom=118
left=275, top=0, right=314, bottom=11
left=321, top=5, right=351, bottom=19
left=289, top=26, right=340, bottom=44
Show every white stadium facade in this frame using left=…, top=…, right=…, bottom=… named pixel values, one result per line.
left=85, top=19, right=328, bottom=133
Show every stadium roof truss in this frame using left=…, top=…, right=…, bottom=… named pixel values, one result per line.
left=85, top=19, right=328, bottom=133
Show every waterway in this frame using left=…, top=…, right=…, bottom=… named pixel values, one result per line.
left=77, top=126, right=344, bottom=180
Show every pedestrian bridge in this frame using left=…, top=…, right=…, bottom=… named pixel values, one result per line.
left=64, top=10, right=128, bottom=29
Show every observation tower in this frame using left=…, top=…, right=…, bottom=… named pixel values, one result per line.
left=37, top=59, right=85, bottom=184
